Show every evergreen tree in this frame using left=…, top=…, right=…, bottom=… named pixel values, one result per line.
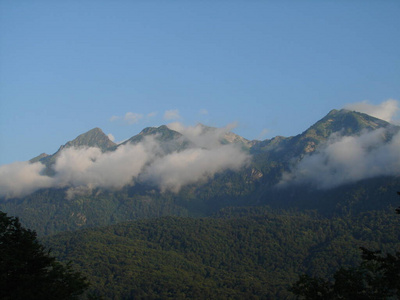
left=0, top=211, right=89, bottom=300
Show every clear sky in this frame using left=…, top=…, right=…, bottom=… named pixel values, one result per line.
left=1, top=1, right=399, bottom=165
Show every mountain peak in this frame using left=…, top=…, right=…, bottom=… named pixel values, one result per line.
left=62, top=127, right=116, bottom=151
left=29, top=153, right=49, bottom=163
left=277, top=109, right=397, bottom=159
left=31, top=128, right=116, bottom=168
left=121, top=125, right=186, bottom=153
left=301, top=109, right=391, bottom=141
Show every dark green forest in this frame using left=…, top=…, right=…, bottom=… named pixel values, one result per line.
left=42, top=205, right=400, bottom=299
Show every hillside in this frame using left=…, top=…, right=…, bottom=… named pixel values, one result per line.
left=43, top=206, right=400, bottom=299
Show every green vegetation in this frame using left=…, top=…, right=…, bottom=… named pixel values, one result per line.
left=290, top=247, right=400, bottom=299
left=43, top=207, right=399, bottom=299
left=289, top=192, right=400, bottom=299
left=0, top=211, right=89, bottom=300
left=2, top=174, right=398, bottom=238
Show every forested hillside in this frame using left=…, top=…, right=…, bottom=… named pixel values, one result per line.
left=43, top=206, right=400, bottom=299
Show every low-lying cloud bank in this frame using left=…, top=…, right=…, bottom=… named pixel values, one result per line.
left=0, top=125, right=250, bottom=199
left=280, top=128, right=400, bottom=189
left=0, top=161, right=53, bottom=199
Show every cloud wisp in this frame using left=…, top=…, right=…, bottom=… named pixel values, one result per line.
left=0, top=125, right=250, bottom=199
left=163, top=109, right=181, bottom=121
left=143, top=144, right=249, bottom=193
left=110, top=112, right=144, bottom=124
left=167, top=122, right=237, bottom=149
left=345, top=99, right=399, bottom=123
left=280, top=128, right=400, bottom=189
left=0, top=161, right=53, bottom=199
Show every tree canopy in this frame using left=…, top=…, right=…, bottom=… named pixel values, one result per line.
left=290, top=191, right=400, bottom=299
left=290, top=247, right=400, bottom=299
left=0, top=211, right=89, bottom=300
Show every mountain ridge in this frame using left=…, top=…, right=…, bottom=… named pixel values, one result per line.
left=32, top=109, right=397, bottom=165
left=2, top=108, right=398, bottom=236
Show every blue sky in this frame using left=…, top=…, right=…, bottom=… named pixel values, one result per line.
left=1, top=1, right=399, bottom=165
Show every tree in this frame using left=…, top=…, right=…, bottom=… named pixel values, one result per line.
left=0, top=211, right=89, bottom=300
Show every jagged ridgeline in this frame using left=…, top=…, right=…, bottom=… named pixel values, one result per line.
left=1, top=109, right=400, bottom=236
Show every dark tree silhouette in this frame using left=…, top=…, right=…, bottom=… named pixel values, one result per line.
left=0, top=211, right=89, bottom=300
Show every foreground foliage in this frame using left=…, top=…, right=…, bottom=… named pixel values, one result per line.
left=0, top=211, right=89, bottom=300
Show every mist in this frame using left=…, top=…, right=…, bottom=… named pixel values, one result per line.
left=142, top=144, right=250, bottom=192
left=0, top=126, right=250, bottom=199
left=0, top=161, right=53, bottom=199
left=280, top=128, right=400, bottom=189
left=167, top=122, right=238, bottom=149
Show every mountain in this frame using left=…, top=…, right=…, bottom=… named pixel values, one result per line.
left=1, top=109, right=399, bottom=236
left=125, top=125, right=183, bottom=144
left=304, top=109, right=391, bottom=137
left=251, top=109, right=394, bottom=158
left=123, top=123, right=254, bottom=151
left=60, top=127, right=116, bottom=150
left=122, top=125, right=189, bottom=153
left=30, top=152, right=49, bottom=163
left=34, top=127, right=116, bottom=169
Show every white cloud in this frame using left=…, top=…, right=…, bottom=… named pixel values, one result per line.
left=199, top=109, right=208, bottom=115
left=110, top=112, right=144, bottom=124
left=258, top=128, right=271, bottom=140
left=52, top=137, right=159, bottom=190
left=344, top=99, right=399, bottom=123
left=124, top=112, right=143, bottom=124
left=142, top=144, right=250, bottom=192
left=0, top=161, right=53, bottom=198
left=280, top=128, right=400, bottom=189
left=107, top=133, right=115, bottom=142
left=167, top=122, right=237, bottom=149
left=164, top=109, right=181, bottom=121
left=0, top=124, right=250, bottom=198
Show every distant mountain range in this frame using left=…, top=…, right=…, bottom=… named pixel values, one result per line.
left=1, top=109, right=400, bottom=235
left=30, top=108, right=397, bottom=174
